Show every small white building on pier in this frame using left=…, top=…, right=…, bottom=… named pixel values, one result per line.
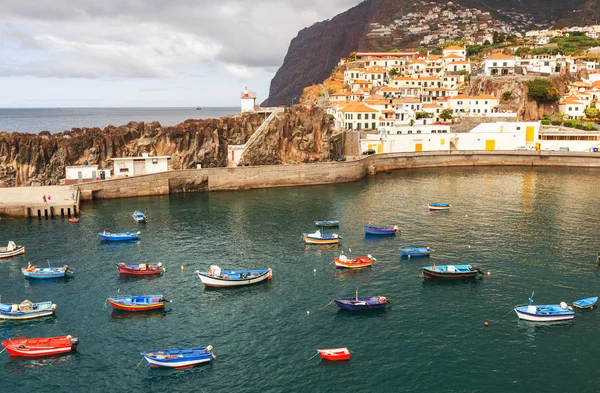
left=111, top=154, right=171, bottom=177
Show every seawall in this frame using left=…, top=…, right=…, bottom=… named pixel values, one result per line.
left=73, top=150, right=600, bottom=201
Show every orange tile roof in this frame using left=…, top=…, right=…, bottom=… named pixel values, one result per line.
left=474, top=94, right=498, bottom=99
left=486, top=53, right=515, bottom=61
left=423, top=103, right=444, bottom=108
left=352, top=80, right=370, bottom=84
left=561, top=96, right=583, bottom=105
left=450, top=94, right=473, bottom=99
left=443, top=54, right=464, bottom=59
left=340, top=102, right=379, bottom=113
left=445, top=45, right=465, bottom=50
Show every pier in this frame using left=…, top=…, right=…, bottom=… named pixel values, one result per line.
left=0, top=185, right=80, bottom=218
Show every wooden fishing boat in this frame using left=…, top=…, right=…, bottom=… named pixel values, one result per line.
left=317, top=348, right=350, bottom=361
left=68, top=217, right=79, bottom=223
left=132, top=210, right=147, bottom=223
left=363, top=226, right=399, bottom=236
left=2, top=335, right=79, bottom=357
left=107, top=295, right=167, bottom=312
left=334, top=295, right=389, bottom=311
left=0, top=300, right=56, bottom=320
left=195, top=266, right=272, bottom=288
left=422, top=264, right=483, bottom=279
left=0, top=241, right=25, bottom=259
left=428, top=203, right=451, bottom=211
left=573, top=297, right=598, bottom=309
left=514, top=294, right=574, bottom=322
left=314, top=220, right=340, bottom=227
left=400, top=247, right=431, bottom=257
left=302, top=230, right=341, bottom=245
left=334, top=254, right=374, bottom=269
left=21, top=263, right=74, bottom=279
left=141, top=346, right=215, bottom=369
left=98, top=231, right=140, bottom=241
left=117, top=262, right=164, bottom=275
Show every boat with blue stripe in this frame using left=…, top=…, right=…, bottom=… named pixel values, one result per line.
left=107, top=295, right=167, bottom=312
left=141, top=346, right=215, bottom=369
left=302, top=230, right=341, bottom=245
left=0, top=300, right=56, bottom=320
left=423, top=264, right=483, bottom=279
left=334, top=288, right=389, bottom=311
left=132, top=211, right=147, bottom=223
left=428, top=203, right=451, bottom=211
left=195, top=266, right=272, bottom=287
left=98, top=231, right=140, bottom=241
left=314, top=220, right=339, bottom=227
left=514, top=293, right=574, bottom=322
left=573, top=297, right=598, bottom=310
left=400, top=247, right=431, bottom=257
left=363, top=226, right=399, bottom=236
left=21, top=263, right=74, bottom=279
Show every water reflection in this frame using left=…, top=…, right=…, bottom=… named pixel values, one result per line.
left=4, top=354, right=75, bottom=372
left=333, top=268, right=372, bottom=281
left=318, top=359, right=350, bottom=368
left=118, top=274, right=163, bottom=284
left=110, top=309, right=167, bottom=322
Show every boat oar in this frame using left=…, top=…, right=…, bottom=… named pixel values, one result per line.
left=0, top=348, right=6, bottom=354
left=162, top=298, right=173, bottom=303
left=135, top=357, right=145, bottom=368
left=307, top=351, right=320, bottom=361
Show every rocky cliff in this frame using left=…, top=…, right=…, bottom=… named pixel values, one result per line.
left=264, top=0, right=590, bottom=107
left=468, top=75, right=570, bottom=121
left=0, top=108, right=331, bottom=187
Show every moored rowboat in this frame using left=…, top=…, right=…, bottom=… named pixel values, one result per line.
left=422, top=264, right=483, bottom=279
left=2, top=335, right=79, bottom=357
left=573, top=297, right=598, bottom=309
left=314, top=220, right=340, bottom=227
left=195, top=266, right=272, bottom=288
left=400, top=247, right=431, bottom=257
left=0, top=300, right=56, bottom=320
left=141, top=346, right=215, bottom=369
left=334, top=254, right=374, bottom=269
left=68, top=217, right=79, bottom=223
left=132, top=210, right=147, bottom=223
left=22, top=263, right=74, bottom=279
left=317, top=347, right=350, bottom=361
left=107, top=295, right=166, bottom=312
left=514, top=294, right=574, bottom=322
left=0, top=241, right=25, bottom=259
left=117, top=262, right=164, bottom=275
left=428, top=203, right=451, bottom=211
left=302, top=230, right=341, bottom=245
left=363, top=226, right=399, bottom=236
left=334, top=296, right=389, bottom=311
left=98, top=231, right=140, bottom=241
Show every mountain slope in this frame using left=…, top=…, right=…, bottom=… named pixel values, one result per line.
left=263, top=0, right=592, bottom=107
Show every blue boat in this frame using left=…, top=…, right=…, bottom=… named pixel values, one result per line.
left=132, top=211, right=147, bottom=223
left=423, top=264, right=482, bottom=279
left=21, top=263, right=74, bottom=279
left=428, top=203, right=451, bottom=211
left=195, top=266, right=272, bottom=287
left=107, top=295, right=168, bottom=311
left=400, top=247, right=431, bottom=257
left=334, top=296, right=390, bottom=311
left=363, top=225, right=399, bottom=236
left=314, top=220, right=339, bottom=227
left=302, top=230, right=341, bottom=245
left=0, top=300, right=56, bottom=320
left=573, top=297, right=598, bottom=309
left=98, top=231, right=140, bottom=241
left=514, top=293, right=574, bottom=322
left=141, top=346, right=215, bottom=369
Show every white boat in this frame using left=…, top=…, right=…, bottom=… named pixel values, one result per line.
left=514, top=295, right=574, bottom=322
left=195, top=266, right=272, bottom=288
left=0, top=241, right=25, bottom=259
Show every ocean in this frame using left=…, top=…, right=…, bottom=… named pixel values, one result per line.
left=0, top=166, right=599, bottom=392
left=0, top=107, right=240, bottom=134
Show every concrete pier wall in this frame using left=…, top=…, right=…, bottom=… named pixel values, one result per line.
left=71, top=151, right=600, bottom=201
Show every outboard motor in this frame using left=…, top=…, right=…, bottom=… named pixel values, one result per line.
left=472, top=265, right=484, bottom=275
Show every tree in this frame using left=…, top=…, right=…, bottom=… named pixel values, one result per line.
left=439, top=109, right=453, bottom=122
left=349, top=52, right=357, bottom=62
left=409, top=119, right=415, bottom=127
left=527, top=79, right=560, bottom=103
left=389, top=68, right=399, bottom=78
left=585, top=107, right=598, bottom=120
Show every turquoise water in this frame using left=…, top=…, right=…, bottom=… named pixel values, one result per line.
left=0, top=167, right=599, bottom=392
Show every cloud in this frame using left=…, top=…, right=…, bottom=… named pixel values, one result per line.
left=0, top=0, right=362, bottom=80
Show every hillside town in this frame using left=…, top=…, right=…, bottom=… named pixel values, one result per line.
left=324, top=22, right=600, bottom=155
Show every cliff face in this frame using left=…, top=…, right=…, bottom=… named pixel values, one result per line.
left=264, top=0, right=589, bottom=107
left=238, top=106, right=332, bottom=166
left=0, top=109, right=331, bottom=187
left=468, top=75, right=570, bottom=121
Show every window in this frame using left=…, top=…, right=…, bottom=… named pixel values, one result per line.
left=372, top=114, right=376, bottom=120
left=408, top=131, right=413, bottom=134
left=516, top=126, right=521, bottom=130
left=503, top=62, right=507, bottom=66
left=485, top=101, right=488, bottom=105
left=364, top=123, right=368, bottom=129
left=152, top=158, right=158, bottom=164
left=358, top=114, right=362, bottom=120
left=493, top=62, right=497, bottom=67
left=372, top=123, right=376, bottom=129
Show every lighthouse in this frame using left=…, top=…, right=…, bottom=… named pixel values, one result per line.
left=240, top=87, right=257, bottom=112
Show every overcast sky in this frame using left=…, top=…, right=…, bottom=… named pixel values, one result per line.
left=0, top=0, right=361, bottom=108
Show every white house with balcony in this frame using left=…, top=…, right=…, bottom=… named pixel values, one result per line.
left=483, top=53, right=516, bottom=76
left=111, top=154, right=171, bottom=177
left=558, top=96, right=586, bottom=119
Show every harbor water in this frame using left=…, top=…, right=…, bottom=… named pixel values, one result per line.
left=0, top=166, right=599, bottom=392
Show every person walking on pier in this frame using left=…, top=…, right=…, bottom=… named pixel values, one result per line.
left=43, top=194, right=47, bottom=204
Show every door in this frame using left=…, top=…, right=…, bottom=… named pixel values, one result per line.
left=526, top=126, right=535, bottom=142
left=377, top=144, right=382, bottom=153
left=91, top=170, right=97, bottom=181
left=77, top=171, right=83, bottom=183
left=485, top=140, right=495, bottom=151
left=415, top=143, right=423, bottom=152
left=134, top=161, right=146, bottom=176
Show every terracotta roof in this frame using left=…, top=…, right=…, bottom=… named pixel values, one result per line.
left=396, top=98, right=421, bottom=104
left=443, top=54, right=464, bottom=59
left=379, top=87, right=399, bottom=91
left=485, top=53, right=515, bottom=61
left=423, top=103, right=445, bottom=108
left=561, top=96, right=584, bottom=105
left=450, top=94, right=474, bottom=99
left=571, top=81, right=592, bottom=87
left=351, top=80, right=370, bottom=84
left=474, top=94, right=498, bottom=99
left=444, top=45, right=465, bottom=50
left=340, top=102, right=379, bottom=113
left=449, top=61, right=471, bottom=65
left=381, top=110, right=395, bottom=114
left=593, top=81, right=600, bottom=87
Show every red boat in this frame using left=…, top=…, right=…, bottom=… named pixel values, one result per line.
left=117, top=262, right=164, bottom=275
left=334, top=254, right=374, bottom=269
left=2, top=335, right=78, bottom=357
left=69, top=218, right=79, bottom=223
left=317, top=347, right=350, bottom=361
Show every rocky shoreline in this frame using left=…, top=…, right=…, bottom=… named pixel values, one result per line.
left=0, top=107, right=332, bottom=187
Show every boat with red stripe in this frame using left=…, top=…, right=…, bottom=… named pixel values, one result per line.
left=107, top=295, right=168, bottom=311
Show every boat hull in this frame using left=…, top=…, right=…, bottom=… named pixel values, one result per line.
left=334, top=257, right=372, bottom=269
left=573, top=297, right=598, bottom=309
left=141, top=347, right=214, bottom=369
left=22, top=267, right=70, bottom=279
left=0, top=246, right=25, bottom=259
left=422, top=265, right=480, bottom=279
left=400, top=248, right=431, bottom=257
left=363, top=227, right=398, bottom=236
left=302, top=235, right=340, bottom=244
left=314, top=220, right=339, bottom=227
left=318, top=348, right=350, bottom=361
left=117, top=263, right=162, bottom=275
left=196, top=269, right=272, bottom=288
left=0, top=310, right=55, bottom=320
left=107, top=296, right=164, bottom=312
left=0, top=301, right=56, bottom=320
left=2, top=336, right=77, bottom=357
left=514, top=305, right=575, bottom=322
left=334, top=297, right=389, bottom=311
left=428, top=204, right=451, bottom=211
left=98, top=232, right=139, bottom=241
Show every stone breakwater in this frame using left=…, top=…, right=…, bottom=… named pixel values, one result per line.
left=0, top=106, right=332, bottom=187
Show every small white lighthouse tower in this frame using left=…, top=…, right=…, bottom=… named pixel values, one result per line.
left=240, top=87, right=257, bottom=112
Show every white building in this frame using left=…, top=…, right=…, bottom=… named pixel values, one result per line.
left=241, top=88, right=257, bottom=112
left=64, top=164, right=111, bottom=184
left=483, top=53, right=516, bottom=76
left=559, top=96, right=586, bottom=119
left=111, top=154, right=171, bottom=177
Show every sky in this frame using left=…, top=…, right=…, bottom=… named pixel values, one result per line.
left=0, top=0, right=362, bottom=108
